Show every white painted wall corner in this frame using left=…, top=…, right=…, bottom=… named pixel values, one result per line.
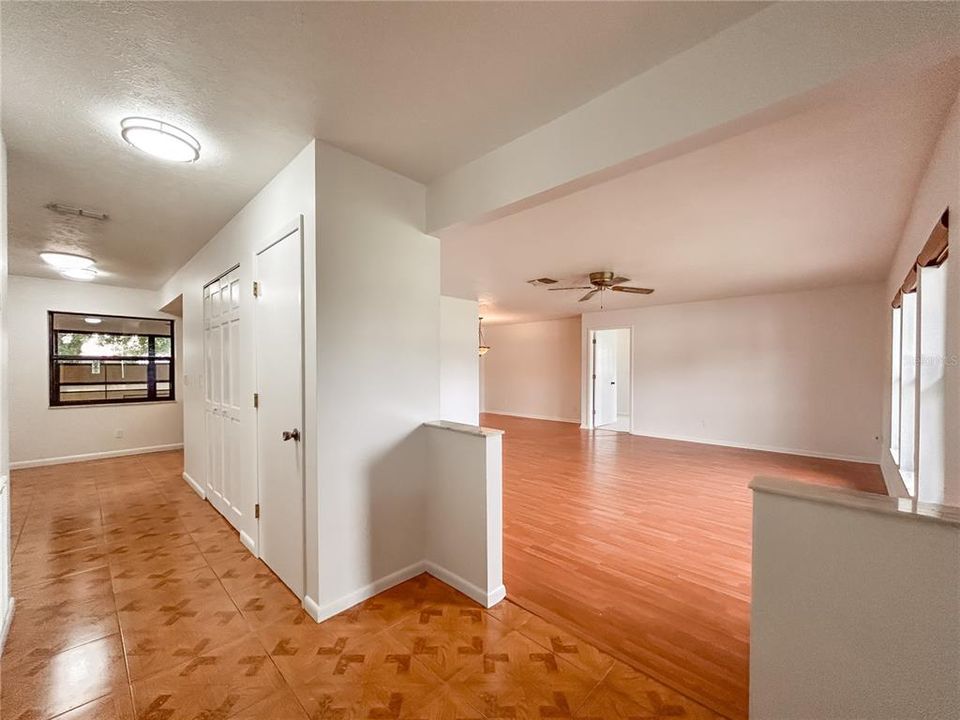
left=182, top=471, right=205, bottom=499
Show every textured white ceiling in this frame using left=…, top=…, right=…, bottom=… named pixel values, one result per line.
left=441, top=62, right=960, bottom=324
left=1, top=1, right=764, bottom=289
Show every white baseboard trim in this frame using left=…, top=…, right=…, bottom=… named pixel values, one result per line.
left=182, top=471, right=205, bottom=499
left=312, top=560, right=427, bottom=622
left=424, top=561, right=506, bottom=608
left=487, top=584, right=507, bottom=606
left=303, top=595, right=322, bottom=622
left=303, top=559, right=507, bottom=622
left=631, top=431, right=878, bottom=465
left=0, top=598, right=15, bottom=654
left=11, top=443, right=184, bottom=470
left=239, top=530, right=258, bottom=556
left=483, top=410, right=580, bottom=424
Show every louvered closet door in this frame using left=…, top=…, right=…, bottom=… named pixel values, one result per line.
left=203, top=267, right=243, bottom=528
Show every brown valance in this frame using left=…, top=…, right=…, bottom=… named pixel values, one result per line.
left=917, top=209, right=949, bottom=268
left=891, top=208, right=949, bottom=307
left=901, top=266, right=918, bottom=295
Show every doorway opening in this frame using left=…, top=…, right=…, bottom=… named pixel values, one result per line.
left=590, top=327, right=631, bottom=432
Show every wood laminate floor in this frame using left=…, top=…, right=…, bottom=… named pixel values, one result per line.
left=3, top=450, right=724, bottom=720
left=482, top=413, right=887, bottom=720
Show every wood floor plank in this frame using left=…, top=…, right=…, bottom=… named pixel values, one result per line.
left=483, top=412, right=886, bottom=720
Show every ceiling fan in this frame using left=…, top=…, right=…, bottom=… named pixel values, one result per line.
left=528, top=271, right=654, bottom=307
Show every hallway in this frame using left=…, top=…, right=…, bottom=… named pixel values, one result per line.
left=3, top=451, right=720, bottom=720
left=485, top=413, right=887, bottom=720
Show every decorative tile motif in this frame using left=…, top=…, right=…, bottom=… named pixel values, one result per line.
left=2, top=451, right=722, bottom=720
left=130, top=636, right=286, bottom=720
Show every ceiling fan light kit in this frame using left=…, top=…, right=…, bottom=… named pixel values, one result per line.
left=530, top=270, right=654, bottom=309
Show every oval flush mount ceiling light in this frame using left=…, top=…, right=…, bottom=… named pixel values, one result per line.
left=120, top=117, right=200, bottom=162
left=39, top=252, right=95, bottom=270
left=61, top=268, right=98, bottom=281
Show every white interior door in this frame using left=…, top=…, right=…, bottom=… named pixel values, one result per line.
left=593, top=330, right=618, bottom=427
left=255, top=225, right=304, bottom=597
left=203, top=267, right=243, bottom=527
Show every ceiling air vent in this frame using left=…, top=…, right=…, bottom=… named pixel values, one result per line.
left=44, top=203, right=109, bottom=221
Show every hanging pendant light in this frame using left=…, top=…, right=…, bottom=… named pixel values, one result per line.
left=478, top=317, right=491, bottom=356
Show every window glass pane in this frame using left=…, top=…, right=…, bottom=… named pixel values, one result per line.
left=104, top=361, right=147, bottom=382
left=51, top=312, right=172, bottom=337
left=917, top=262, right=948, bottom=504
left=58, top=360, right=98, bottom=384
left=59, top=387, right=107, bottom=403
left=899, top=291, right=918, bottom=494
left=155, top=337, right=172, bottom=357
left=57, top=332, right=152, bottom=358
left=890, top=308, right=901, bottom=461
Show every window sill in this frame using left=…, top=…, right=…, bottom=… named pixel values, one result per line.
left=48, top=400, right=179, bottom=410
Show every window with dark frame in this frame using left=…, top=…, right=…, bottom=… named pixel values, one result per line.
left=49, top=311, right=175, bottom=406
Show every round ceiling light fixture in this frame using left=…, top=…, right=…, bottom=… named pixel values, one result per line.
left=84, top=317, right=102, bottom=325
left=40, top=251, right=95, bottom=270
left=61, top=267, right=98, bottom=282
left=120, top=117, right=200, bottom=162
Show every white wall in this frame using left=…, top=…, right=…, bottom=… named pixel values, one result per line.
left=7, top=276, right=183, bottom=467
left=481, top=316, right=581, bottom=423
left=750, top=478, right=960, bottom=719
left=0, top=135, right=11, bottom=649
left=882, top=90, right=960, bottom=505
left=160, top=139, right=499, bottom=623
left=583, top=284, right=886, bottom=462
left=439, top=296, right=479, bottom=425
left=615, top=327, right=630, bottom=411
left=160, top=141, right=318, bottom=561
left=312, top=142, right=440, bottom=616
left=425, top=422, right=504, bottom=607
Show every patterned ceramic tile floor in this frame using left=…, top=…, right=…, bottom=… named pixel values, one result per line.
left=2, top=451, right=723, bottom=719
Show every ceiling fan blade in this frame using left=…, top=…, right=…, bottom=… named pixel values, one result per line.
left=578, top=289, right=600, bottom=302
left=611, top=286, right=654, bottom=294
left=547, top=286, right=592, bottom=291
left=610, top=276, right=630, bottom=284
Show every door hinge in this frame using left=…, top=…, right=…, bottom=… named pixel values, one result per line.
left=253, top=392, right=259, bottom=409
left=255, top=503, right=260, bottom=519
left=592, top=374, right=597, bottom=380
left=253, top=281, right=260, bottom=297
left=592, top=338, right=597, bottom=344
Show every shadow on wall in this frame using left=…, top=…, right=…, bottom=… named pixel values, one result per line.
left=366, top=428, right=427, bottom=583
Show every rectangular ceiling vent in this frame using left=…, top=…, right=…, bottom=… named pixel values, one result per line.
left=45, top=203, right=109, bottom=221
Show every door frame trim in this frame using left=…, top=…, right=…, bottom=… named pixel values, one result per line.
left=585, top=326, right=633, bottom=432
left=253, top=215, right=306, bottom=598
